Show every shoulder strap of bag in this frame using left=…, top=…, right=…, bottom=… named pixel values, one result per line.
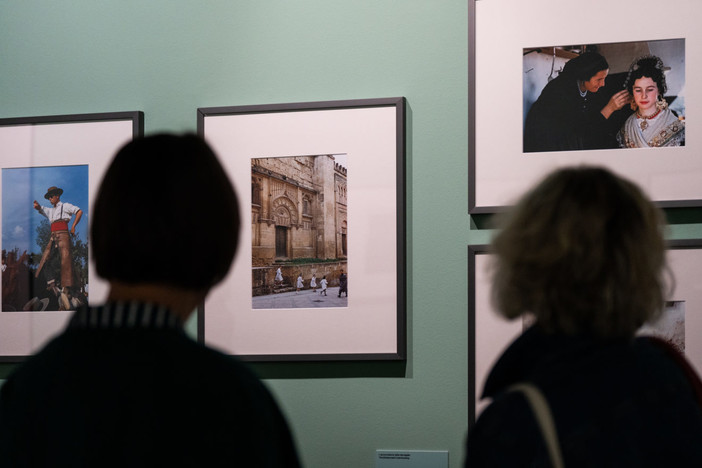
left=509, top=382, right=564, bottom=468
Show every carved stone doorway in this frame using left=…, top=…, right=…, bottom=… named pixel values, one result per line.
left=275, top=226, right=288, bottom=258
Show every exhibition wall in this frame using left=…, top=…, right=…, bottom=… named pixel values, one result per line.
left=2, top=2, right=701, bottom=467
left=0, top=2, right=472, bottom=466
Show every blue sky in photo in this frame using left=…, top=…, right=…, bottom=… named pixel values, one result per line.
left=2, top=165, right=89, bottom=255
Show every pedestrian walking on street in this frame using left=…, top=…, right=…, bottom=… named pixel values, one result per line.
left=296, top=273, right=303, bottom=294
left=319, top=276, right=328, bottom=296
left=338, top=270, right=348, bottom=298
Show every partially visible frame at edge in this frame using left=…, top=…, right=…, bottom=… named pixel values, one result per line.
left=0, top=111, right=143, bottom=362
left=469, top=0, right=701, bottom=213
left=469, top=240, right=702, bottom=427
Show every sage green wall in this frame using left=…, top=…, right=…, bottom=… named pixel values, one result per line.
left=3, top=1, right=699, bottom=467
left=0, top=1, right=477, bottom=466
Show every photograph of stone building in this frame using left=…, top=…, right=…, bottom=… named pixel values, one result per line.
left=637, top=300, right=686, bottom=353
left=251, top=154, right=348, bottom=309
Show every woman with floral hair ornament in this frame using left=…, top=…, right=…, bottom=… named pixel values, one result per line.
left=617, top=55, right=685, bottom=148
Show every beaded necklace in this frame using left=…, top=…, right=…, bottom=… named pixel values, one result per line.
left=636, top=107, right=662, bottom=131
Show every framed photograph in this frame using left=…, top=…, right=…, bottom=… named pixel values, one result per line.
left=468, top=240, right=702, bottom=427
left=469, top=0, right=701, bottom=213
left=468, top=245, right=519, bottom=427
left=197, top=97, right=406, bottom=361
left=0, top=111, right=143, bottom=361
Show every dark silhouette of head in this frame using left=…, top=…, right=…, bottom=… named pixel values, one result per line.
left=92, top=133, right=240, bottom=291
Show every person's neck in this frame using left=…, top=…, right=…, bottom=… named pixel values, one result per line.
left=107, top=281, right=207, bottom=321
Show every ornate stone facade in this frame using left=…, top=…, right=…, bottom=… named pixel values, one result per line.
left=251, top=155, right=348, bottom=268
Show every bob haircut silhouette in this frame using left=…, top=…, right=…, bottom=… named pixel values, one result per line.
left=92, top=133, right=240, bottom=291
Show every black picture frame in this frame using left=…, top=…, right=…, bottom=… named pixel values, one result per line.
left=469, top=0, right=699, bottom=214
left=197, top=98, right=406, bottom=362
left=469, top=239, right=702, bottom=427
left=0, top=111, right=143, bottom=362
left=468, top=243, right=492, bottom=428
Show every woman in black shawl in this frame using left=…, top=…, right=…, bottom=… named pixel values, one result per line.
left=524, top=51, right=630, bottom=152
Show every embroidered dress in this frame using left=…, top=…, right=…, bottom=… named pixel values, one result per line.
left=617, top=107, right=685, bottom=148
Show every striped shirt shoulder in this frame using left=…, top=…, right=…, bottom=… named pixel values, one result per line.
left=69, top=301, right=183, bottom=331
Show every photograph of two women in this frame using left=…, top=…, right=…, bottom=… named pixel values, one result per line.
left=523, top=38, right=685, bottom=152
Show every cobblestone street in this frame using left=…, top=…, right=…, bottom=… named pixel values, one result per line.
left=252, top=287, right=348, bottom=309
